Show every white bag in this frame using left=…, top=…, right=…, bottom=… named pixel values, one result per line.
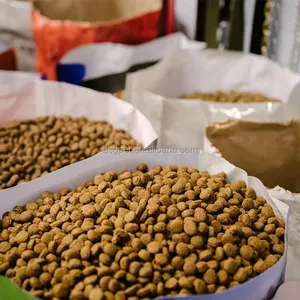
left=0, top=150, right=290, bottom=300
left=0, top=70, right=40, bottom=85
left=269, top=186, right=300, bottom=282
left=59, top=32, right=206, bottom=93
left=0, top=0, right=36, bottom=71
left=125, top=49, right=300, bottom=148
left=0, top=80, right=157, bottom=149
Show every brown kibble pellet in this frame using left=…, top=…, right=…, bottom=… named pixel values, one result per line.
left=261, top=206, right=275, bottom=218
left=253, top=259, right=267, bottom=274
left=229, top=281, right=240, bottom=288
left=194, top=279, right=207, bottom=294
left=155, top=253, right=169, bottom=266
left=190, top=236, right=204, bottom=249
left=147, top=241, right=161, bottom=254
left=165, top=277, right=178, bottom=289
left=169, top=217, right=183, bottom=233
left=223, top=258, right=238, bottom=275
left=194, top=208, right=207, bottom=222
left=233, top=268, right=247, bottom=283
left=275, top=227, right=285, bottom=238
left=207, top=260, right=218, bottom=270
left=215, top=247, right=225, bottom=261
left=248, top=237, right=263, bottom=251
left=89, top=287, right=104, bottom=300
left=176, top=243, right=189, bottom=257
left=265, top=224, right=276, bottom=234
left=221, top=233, right=234, bottom=245
left=203, top=269, right=217, bottom=284
left=216, top=286, right=227, bottom=293
left=208, top=237, right=221, bottom=248
left=200, top=250, right=213, bottom=261
left=0, top=242, right=11, bottom=253
left=26, top=263, right=41, bottom=278
left=223, top=243, right=237, bottom=257
left=183, top=260, right=197, bottom=275
left=15, top=231, right=29, bottom=244
left=183, top=219, right=197, bottom=236
left=265, top=255, right=278, bottom=268
left=0, top=164, right=284, bottom=299
left=207, top=284, right=216, bottom=293
left=217, top=270, right=229, bottom=285
left=240, top=245, right=254, bottom=260
left=138, top=250, right=151, bottom=261
left=124, top=211, right=136, bottom=223
left=273, top=244, right=284, bottom=255
left=172, top=256, right=184, bottom=270
left=242, top=199, right=255, bottom=211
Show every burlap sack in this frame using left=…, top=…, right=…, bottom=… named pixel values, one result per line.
left=205, top=120, right=300, bottom=192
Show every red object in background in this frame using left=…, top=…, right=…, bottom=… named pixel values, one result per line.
left=166, top=0, right=175, bottom=34
left=0, top=48, right=17, bottom=71
left=159, top=0, right=175, bottom=36
left=32, top=8, right=162, bottom=80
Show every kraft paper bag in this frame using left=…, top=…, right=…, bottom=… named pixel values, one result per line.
left=205, top=120, right=300, bottom=193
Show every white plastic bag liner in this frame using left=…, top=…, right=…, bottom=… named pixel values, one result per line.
left=58, top=32, right=206, bottom=92
left=203, top=135, right=220, bottom=156
left=0, top=71, right=41, bottom=85
left=125, top=49, right=300, bottom=148
left=0, top=81, right=157, bottom=149
left=269, top=186, right=300, bottom=282
left=0, top=150, right=289, bottom=300
left=174, top=0, right=198, bottom=39
left=0, top=0, right=36, bottom=71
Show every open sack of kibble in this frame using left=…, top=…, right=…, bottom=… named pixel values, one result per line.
left=204, top=120, right=300, bottom=283
left=125, top=49, right=300, bottom=148
left=0, top=80, right=157, bottom=190
left=0, top=150, right=294, bottom=300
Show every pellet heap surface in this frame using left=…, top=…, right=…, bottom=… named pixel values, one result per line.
left=181, top=91, right=279, bottom=103
left=0, top=116, right=142, bottom=190
left=0, top=164, right=285, bottom=300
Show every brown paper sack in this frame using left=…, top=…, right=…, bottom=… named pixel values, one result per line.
left=206, top=120, right=300, bottom=192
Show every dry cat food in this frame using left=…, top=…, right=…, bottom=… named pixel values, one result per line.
left=181, top=91, right=279, bottom=103
left=0, top=116, right=142, bottom=190
left=0, top=164, right=285, bottom=299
